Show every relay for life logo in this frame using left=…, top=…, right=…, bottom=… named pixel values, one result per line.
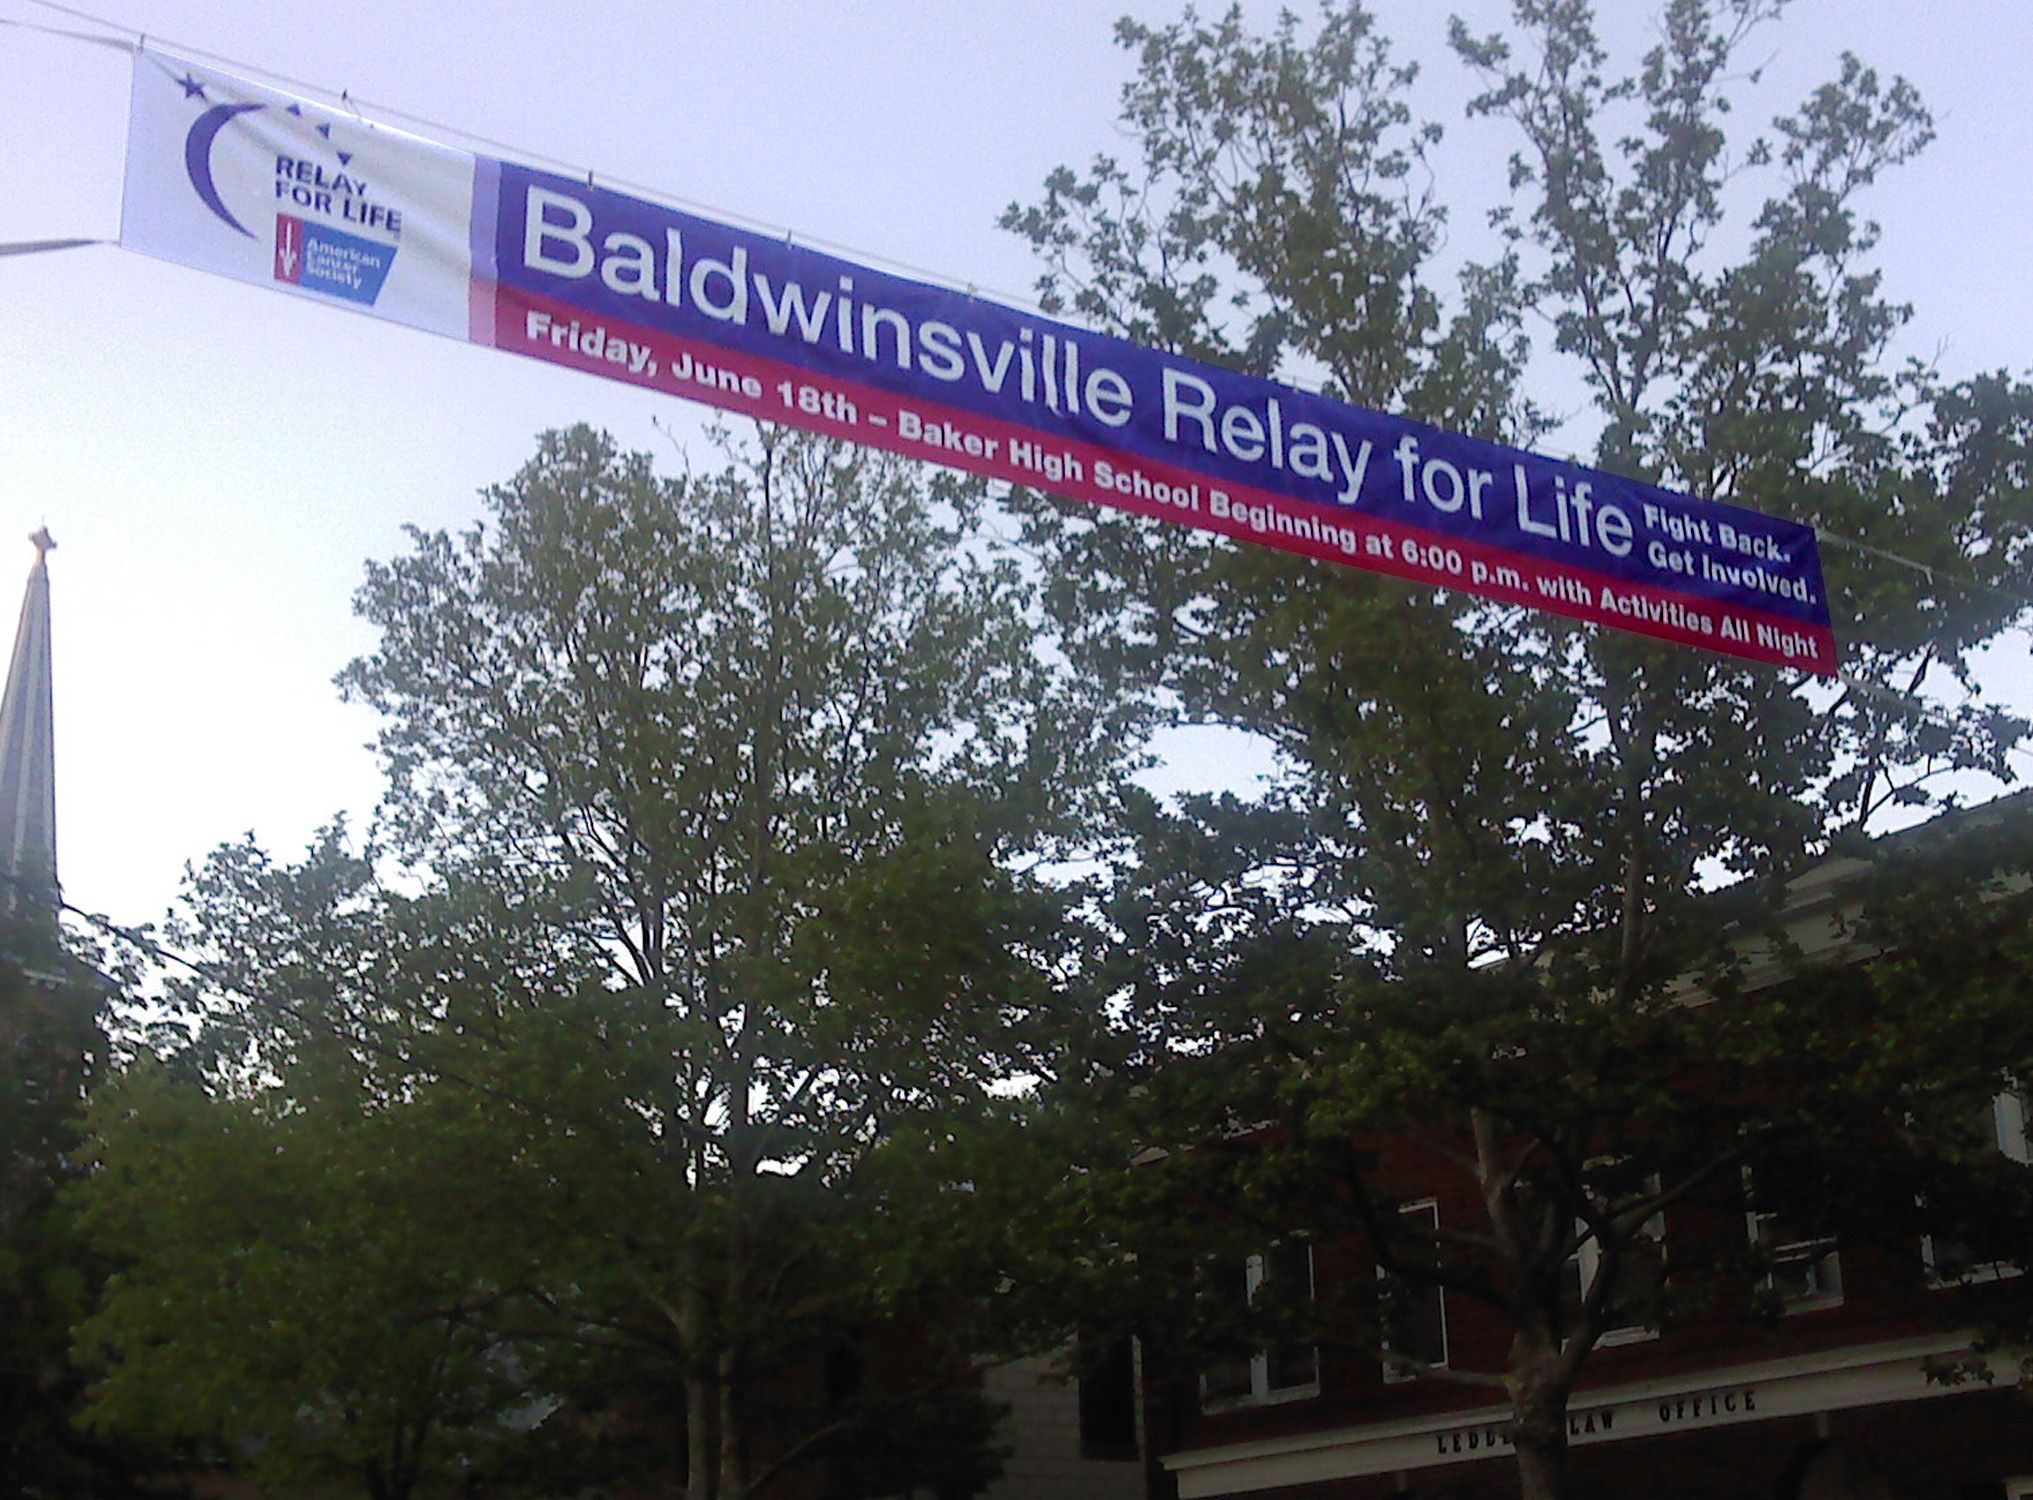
left=173, top=68, right=402, bottom=307
left=123, top=50, right=477, bottom=340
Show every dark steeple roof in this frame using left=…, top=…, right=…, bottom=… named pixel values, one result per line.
left=0, top=529, right=58, bottom=912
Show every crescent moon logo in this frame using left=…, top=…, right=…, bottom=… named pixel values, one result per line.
left=184, top=102, right=266, bottom=238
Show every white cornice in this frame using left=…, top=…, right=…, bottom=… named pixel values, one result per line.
left=1166, top=1334, right=2003, bottom=1497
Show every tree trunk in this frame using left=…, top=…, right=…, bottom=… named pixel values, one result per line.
left=1508, top=1362, right=1574, bottom=1500
left=718, top=1339, right=745, bottom=1500
left=719, top=1084, right=754, bottom=1500
left=1480, top=1110, right=1580, bottom=1500
left=1512, top=1414, right=1570, bottom=1500
left=686, top=1370, right=716, bottom=1500
left=682, top=1272, right=715, bottom=1500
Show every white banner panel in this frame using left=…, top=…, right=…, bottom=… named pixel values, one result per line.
left=121, top=49, right=475, bottom=339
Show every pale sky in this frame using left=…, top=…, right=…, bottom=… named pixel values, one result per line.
left=2, top=0, right=2029, bottom=933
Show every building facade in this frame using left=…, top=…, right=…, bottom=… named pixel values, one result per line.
left=1142, top=806, right=2033, bottom=1500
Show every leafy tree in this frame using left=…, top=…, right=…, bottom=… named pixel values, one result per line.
left=0, top=912, right=167, bottom=1500
left=1003, top=3, right=2033, bottom=1496
left=72, top=1057, right=548, bottom=1500
left=83, top=425, right=1106, bottom=1500
left=339, top=424, right=1099, bottom=1499
left=77, top=830, right=701, bottom=1500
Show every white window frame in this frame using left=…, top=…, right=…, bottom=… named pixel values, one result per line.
left=1199, top=1243, right=1320, bottom=1410
left=1744, top=1170, right=1843, bottom=1312
left=1568, top=1175, right=1665, bottom=1347
left=1379, top=1199, right=1449, bottom=1383
left=1994, top=1089, right=2032, bottom=1165
left=1923, top=1090, right=2030, bottom=1286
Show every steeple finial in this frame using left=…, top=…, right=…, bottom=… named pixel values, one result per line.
left=29, top=528, right=54, bottom=563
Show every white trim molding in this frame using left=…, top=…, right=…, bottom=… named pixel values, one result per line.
left=1165, top=1335, right=2007, bottom=1498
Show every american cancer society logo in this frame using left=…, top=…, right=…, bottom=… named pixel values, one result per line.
left=176, top=69, right=401, bottom=307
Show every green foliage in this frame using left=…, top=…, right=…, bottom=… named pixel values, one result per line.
left=332, top=425, right=1094, bottom=1156
left=0, top=916, right=164, bottom=1499
left=1005, top=4, right=2033, bottom=1496
left=72, top=1065, right=542, bottom=1500
left=80, top=425, right=1100, bottom=1500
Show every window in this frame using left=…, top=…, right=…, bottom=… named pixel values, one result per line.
left=1746, top=1177, right=1842, bottom=1310
left=1562, top=1182, right=1665, bottom=1346
left=1201, top=1242, right=1318, bottom=1409
left=1379, top=1200, right=1448, bottom=1381
left=1924, top=1090, right=2030, bottom=1285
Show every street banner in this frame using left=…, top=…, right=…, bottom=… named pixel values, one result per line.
left=121, top=49, right=1837, bottom=674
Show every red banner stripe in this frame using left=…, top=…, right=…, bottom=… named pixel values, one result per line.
left=479, top=282, right=1835, bottom=676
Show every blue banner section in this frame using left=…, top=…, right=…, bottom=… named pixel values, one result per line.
left=484, top=164, right=1829, bottom=631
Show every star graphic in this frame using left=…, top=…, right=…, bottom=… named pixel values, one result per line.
left=316, top=122, right=332, bottom=139
left=286, top=103, right=304, bottom=116
left=178, top=73, right=207, bottom=100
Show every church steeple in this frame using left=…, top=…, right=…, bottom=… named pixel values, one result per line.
left=0, top=530, right=58, bottom=913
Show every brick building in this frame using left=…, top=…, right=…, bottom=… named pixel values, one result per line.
left=1138, top=804, right=2033, bottom=1500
